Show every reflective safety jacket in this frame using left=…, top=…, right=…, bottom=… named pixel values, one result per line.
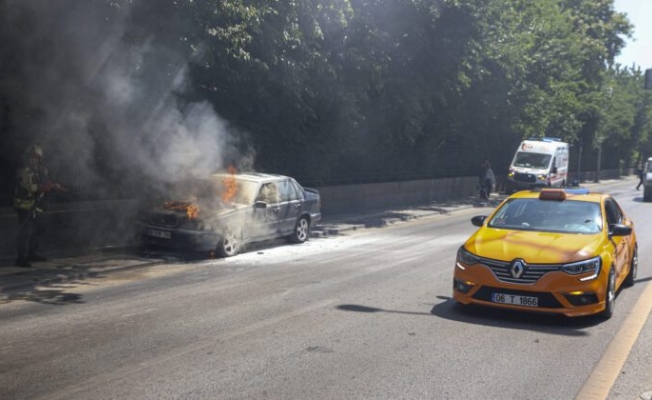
left=13, top=165, right=49, bottom=212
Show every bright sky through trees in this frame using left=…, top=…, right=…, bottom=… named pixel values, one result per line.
left=614, top=0, right=652, bottom=68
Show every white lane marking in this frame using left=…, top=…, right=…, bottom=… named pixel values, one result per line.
left=575, top=281, right=652, bottom=400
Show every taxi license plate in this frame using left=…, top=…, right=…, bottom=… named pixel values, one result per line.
left=492, top=293, right=538, bottom=307
left=148, top=229, right=171, bottom=239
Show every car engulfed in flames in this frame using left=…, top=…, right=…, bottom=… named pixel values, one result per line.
left=136, top=171, right=322, bottom=257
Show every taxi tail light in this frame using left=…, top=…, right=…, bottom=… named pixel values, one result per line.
left=453, top=279, right=475, bottom=294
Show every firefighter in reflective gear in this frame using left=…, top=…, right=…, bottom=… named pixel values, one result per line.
left=13, top=145, right=65, bottom=267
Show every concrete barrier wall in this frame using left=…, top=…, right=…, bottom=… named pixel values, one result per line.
left=317, top=176, right=478, bottom=215
left=0, top=169, right=623, bottom=258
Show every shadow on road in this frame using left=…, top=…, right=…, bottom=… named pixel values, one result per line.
left=335, top=296, right=606, bottom=336
left=430, top=296, right=606, bottom=335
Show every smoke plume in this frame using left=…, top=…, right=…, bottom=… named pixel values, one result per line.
left=0, top=0, right=254, bottom=200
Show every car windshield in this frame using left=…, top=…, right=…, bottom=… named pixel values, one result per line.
left=208, top=178, right=260, bottom=205
left=163, top=178, right=260, bottom=206
left=512, top=152, right=552, bottom=169
left=488, top=198, right=602, bottom=234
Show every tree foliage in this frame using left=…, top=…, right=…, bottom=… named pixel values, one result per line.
left=1, top=0, right=650, bottom=194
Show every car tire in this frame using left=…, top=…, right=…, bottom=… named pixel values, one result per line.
left=600, top=267, right=616, bottom=319
left=216, top=228, right=242, bottom=257
left=624, top=246, right=638, bottom=287
left=289, top=216, right=310, bottom=244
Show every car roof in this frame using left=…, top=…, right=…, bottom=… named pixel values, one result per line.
left=209, top=172, right=289, bottom=183
left=508, top=188, right=607, bottom=203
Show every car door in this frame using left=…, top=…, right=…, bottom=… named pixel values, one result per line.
left=251, top=181, right=283, bottom=239
left=276, top=178, right=302, bottom=234
left=604, top=198, right=629, bottom=281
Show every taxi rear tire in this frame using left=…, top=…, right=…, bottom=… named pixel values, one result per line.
left=624, top=246, right=637, bottom=287
left=600, top=267, right=616, bottom=319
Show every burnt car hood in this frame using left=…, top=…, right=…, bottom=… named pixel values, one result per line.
left=144, top=200, right=246, bottom=226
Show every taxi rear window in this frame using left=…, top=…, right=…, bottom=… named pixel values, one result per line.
left=488, top=198, right=602, bottom=234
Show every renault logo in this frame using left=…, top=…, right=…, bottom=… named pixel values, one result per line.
left=510, top=260, right=526, bottom=279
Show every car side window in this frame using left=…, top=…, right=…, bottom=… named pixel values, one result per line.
left=290, top=179, right=305, bottom=200
left=256, top=182, right=280, bottom=204
left=278, top=179, right=299, bottom=202
left=604, top=198, right=623, bottom=225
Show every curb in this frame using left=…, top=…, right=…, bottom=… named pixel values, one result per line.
left=0, top=178, right=633, bottom=294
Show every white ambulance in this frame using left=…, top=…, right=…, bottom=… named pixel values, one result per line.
left=506, top=138, right=569, bottom=193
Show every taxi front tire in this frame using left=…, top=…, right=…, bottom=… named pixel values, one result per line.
left=600, top=267, right=616, bottom=319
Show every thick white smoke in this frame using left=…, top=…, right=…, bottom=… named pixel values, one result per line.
left=2, top=0, right=254, bottom=198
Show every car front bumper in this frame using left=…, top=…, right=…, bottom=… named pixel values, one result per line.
left=453, top=262, right=608, bottom=317
left=138, top=223, right=220, bottom=252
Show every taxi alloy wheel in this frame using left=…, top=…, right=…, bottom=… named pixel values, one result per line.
left=601, top=268, right=616, bottom=319
left=290, top=216, right=310, bottom=244
left=624, top=246, right=638, bottom=287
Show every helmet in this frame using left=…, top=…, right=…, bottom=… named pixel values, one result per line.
left=25, top=145, right=43, bottom=158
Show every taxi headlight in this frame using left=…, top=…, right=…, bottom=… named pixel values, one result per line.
left=562, top=256, right=601, bottom=281
left=457, top=247, right=480, bottom=266
left=537, top=174, right=547, bottom=180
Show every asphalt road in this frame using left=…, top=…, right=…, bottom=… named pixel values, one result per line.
left=0, top=179, right=651, bottom=399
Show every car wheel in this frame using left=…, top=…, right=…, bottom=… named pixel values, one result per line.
left=600, top=267, right=616, bottom=319
left=289, top=216, right=310, bottom=244
left=624, top=246, right=638, bottom=287
left=216, top=228, right=241, bottom=257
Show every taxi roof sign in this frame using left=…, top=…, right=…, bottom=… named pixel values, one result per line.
left=539, top=188, right=566, bottom=200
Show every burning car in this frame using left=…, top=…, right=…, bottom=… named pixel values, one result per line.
left=136, top=172, right=322, bottom=257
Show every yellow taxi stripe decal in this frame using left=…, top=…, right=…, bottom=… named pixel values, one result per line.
left=575, top=281, right=652, bottom=400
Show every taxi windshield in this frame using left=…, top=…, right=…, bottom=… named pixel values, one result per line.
left=488, top=198, right=602, bottom=234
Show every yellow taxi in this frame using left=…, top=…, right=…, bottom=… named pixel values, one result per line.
left=453, top=188, right=637, bottom=318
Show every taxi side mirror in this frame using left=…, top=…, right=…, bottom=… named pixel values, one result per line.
left=471, top=216, right=487, bottom=227
left=609, top=224, right=632, bottom=237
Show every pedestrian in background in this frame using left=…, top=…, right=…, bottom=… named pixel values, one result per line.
left=478, top=162, right=487, bottom=199
left=636, top=162, right=645, bottom=190
left=12, top=145, right=66, bottom=267
left=483, top=161, right=495, bottom=200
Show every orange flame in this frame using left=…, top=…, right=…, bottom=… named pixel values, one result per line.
left=159, top=201, right=200, bottom=220
left=186, top=204, right=199, bottom=219
left=221, top=165, right=237, bottom=203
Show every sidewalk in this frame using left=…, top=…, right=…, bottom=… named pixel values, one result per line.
left=0, top=177, right=631, bottom=295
